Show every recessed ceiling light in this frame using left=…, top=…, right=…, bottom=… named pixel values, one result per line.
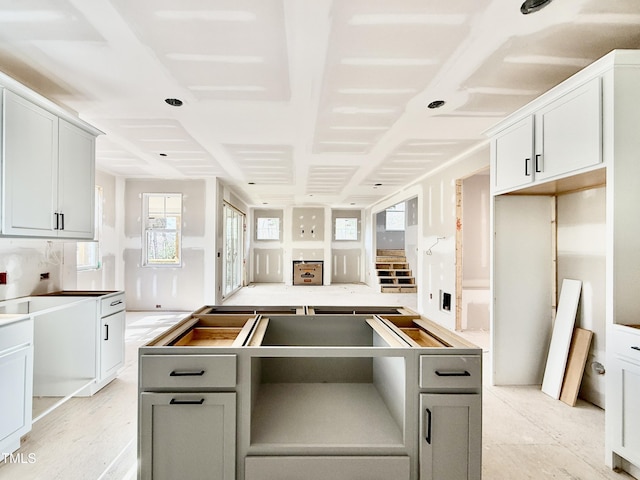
left=166, top=53, right=264, bottom=64
left=165, top=98, right=183, bottom=107
left=248, top=182, right=255, bottom=185
left=520, top=0, right=553, bottom=14
left=427, top=100, right=446, bottom=109
left=349, top=14, right=466, bottom=26
left=374, top=183, right=383, bottom=187
left=159, top=153, right=167, bottom=157
left=341, top=57, right=437, bottom=67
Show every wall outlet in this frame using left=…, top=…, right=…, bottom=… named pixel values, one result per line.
left=0, top=272, right=6, bottom=284
left=40, top=272, right=50, bottom=280
left=155, top=304, right=162, bottom=309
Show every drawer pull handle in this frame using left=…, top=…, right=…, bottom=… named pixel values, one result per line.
left=170, top=398, right=205, bottom=405
left=169, top=370, right=205, bottom=377
left=425, top=408, right=432, bottom=444
left=110, top=300, right=123, bottom=307
left=435, top=370, right=470, bottom=377
left=632, top=346, right=640, bottom=352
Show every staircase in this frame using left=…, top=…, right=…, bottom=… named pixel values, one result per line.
left=375, top=249, right=417, bottom=293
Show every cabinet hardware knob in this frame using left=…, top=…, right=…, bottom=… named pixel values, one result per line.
left=169, top=370, right=205, bottom=377
left=54, top=212, right=60, bottom=230
left=525, top=158, right=531, bottom=176
left=435, top=370, right=470, bottom=377
left=632, top=346, right=640, bottom=351
left=170, top=398, right=205, bottom=405
left=425, top=408, right=432, bottom=444
left=60, top=213, right=65, bottom=230
left=110, top=300, right=123, bottom=307
left=104, top=324, right=109, bottom=341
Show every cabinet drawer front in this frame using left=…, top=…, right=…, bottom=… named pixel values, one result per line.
left=420, top=355, right=481, bottom=390
left=245, top=456, right=410, bottom=480
left=141, top=354, right=236, bottom=389
left=0, top=317, right=32, bottom=351
left=101, top=293, right=125, bottom=317
left=612, top=326, right=640, bottom=362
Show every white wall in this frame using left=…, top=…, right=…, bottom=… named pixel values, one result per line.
left=123, top=178, right=217, bottom=311
left=418, top=147, right=490, bottom=330
left=556, top=186, right=606, bottom=408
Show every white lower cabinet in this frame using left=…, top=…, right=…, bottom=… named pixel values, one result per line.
left=0, top=317, right=33, bottom=455
left=100, top=310, right=125, bottom=380
left=139, top=392, right=236, bottom=480
left=419, top=394, right=481, bottom=480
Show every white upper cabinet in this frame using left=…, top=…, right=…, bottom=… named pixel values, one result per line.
left=492, top=116, right=534, bottom=192
left=534, top=77, right=602, bottom=182
left=2, top=90, right=59, bottom=236
left=489, top=72, right=604, bottom=195
left=0, top=82, right=99, bottom=239
left=57, top=119, right=96, bottom=238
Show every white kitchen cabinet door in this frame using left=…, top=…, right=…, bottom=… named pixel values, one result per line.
left=492, top=116, right=534, bottom=192
left=100, top=310, right=125, bottom=380
left=0, top=344, right=33, bottom=454
left=57, top=119, right=95, bottom=239
left=140, top=392, right=236, bottom=480
left=611, top=357, right=640, bottom=466
left=2, top=89, right=58, bottom=236
left=420, top=393, right=481, bottom=480
left=535, top=77, right=602, bottom=181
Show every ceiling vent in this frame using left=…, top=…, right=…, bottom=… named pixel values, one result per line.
left=520, top=0, right=553, bottom=14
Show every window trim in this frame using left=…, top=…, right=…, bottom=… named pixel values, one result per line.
left=142, top=192, right=183, bottom=267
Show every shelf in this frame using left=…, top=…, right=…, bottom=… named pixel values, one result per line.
left=250, top=383, right=404, bottom=447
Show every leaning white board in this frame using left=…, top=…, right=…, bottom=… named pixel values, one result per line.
left=541, top=279, right=582, bottom=399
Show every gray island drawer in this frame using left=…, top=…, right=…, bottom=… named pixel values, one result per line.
left=140, top=354, right=236, bottom=389
left=420, top=354, right=481, bottom=389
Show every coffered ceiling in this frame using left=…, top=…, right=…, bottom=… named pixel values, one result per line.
left=0, top=0, right=639, bottom=207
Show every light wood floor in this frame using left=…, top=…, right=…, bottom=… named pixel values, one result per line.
left=0, top=284, right=634, bottom=480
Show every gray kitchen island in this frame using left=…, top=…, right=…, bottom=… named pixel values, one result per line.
left=138, top=305, right=482, bottom=480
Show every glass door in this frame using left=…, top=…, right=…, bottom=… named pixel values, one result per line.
left=223, top=203, right=245, bottom=298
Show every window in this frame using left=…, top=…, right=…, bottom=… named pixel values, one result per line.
left=143, top=193, right=182, bottom=266
left=77, top=186, right=103, bottom=270
left=256, top=217, right=280, bottom=240
left=335, top=217, right=358, bottom=241
left=385, top=203, right=405, bottom=231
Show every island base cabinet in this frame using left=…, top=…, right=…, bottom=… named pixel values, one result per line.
left=419, top=394, right=481, bottom=480
left=245, top=456, right=410, bottom=480
left=139, top=392, right=236, bottom=480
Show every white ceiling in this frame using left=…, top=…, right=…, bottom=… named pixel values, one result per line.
left=0, top=0, right=639, bottom=208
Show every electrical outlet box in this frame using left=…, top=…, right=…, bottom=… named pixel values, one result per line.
left=0, top=272, right=6, bottom=284
left=40, top=272, right=50, bottom=280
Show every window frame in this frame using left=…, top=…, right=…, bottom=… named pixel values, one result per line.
left=142, top=192, right=183, bottom=267
left=76, top=185, right=103, bottom=271
left=255, top=216, right=281, bottom=241
left=385, top=203, right=406, bottom=232
left=334, top=217, right=359, bottom=241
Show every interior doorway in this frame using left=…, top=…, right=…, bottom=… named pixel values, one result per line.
left=374, top=198, right=418, bottom=294
left=455, top=169, right=490, bottom=332
left=222, top=202, right=246, bottom=298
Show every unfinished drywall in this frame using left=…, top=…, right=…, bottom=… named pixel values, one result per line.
left=556, top=186, right=606, bottom=408
left=253, top=248, right=284, bottom=282
left=376, top=210, right=405, bottom=250
left=77, top=170, right=118, bottom=291
left=291, top=207, right=324, bottom=241
left=419, top=147, right=489, bottom=330
left=0, top=239, right=65, bottom=300
left=123, top=178, right=214, bottom=310
left=331, top=209, right=363, bottom=283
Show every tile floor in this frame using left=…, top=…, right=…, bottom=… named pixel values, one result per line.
left=0, top=284, right=635, bottom=480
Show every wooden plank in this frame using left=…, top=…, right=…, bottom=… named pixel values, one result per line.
left=559, top=328, right=593, bottom=406
left=541, top=278, right=582, bottom=399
